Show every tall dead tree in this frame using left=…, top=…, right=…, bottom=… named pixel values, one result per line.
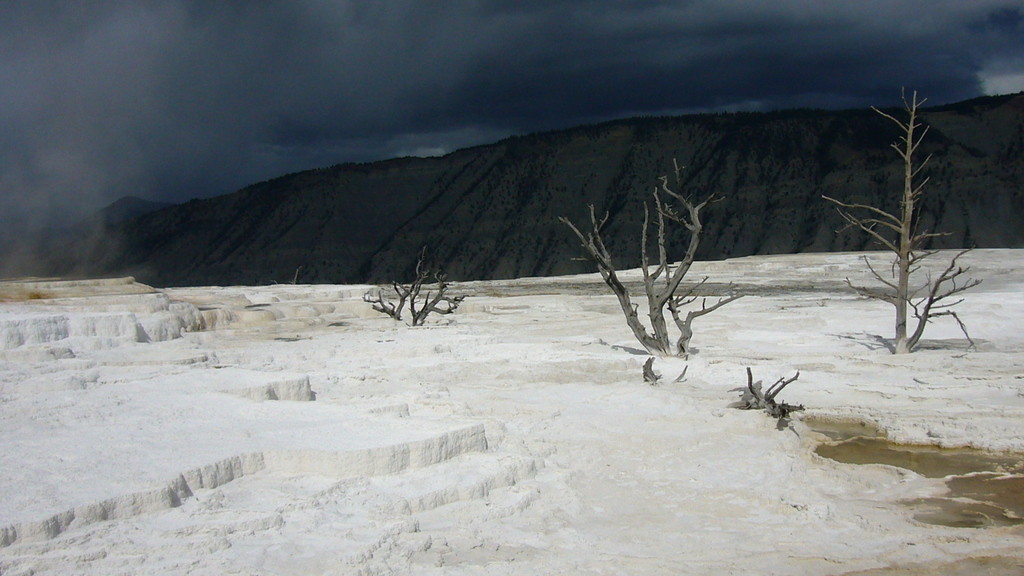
left=560, top=161, right=740, bottom=357
left=364, top=247, right=464, bottom=326
left=824, top=90, right=980, bottom=353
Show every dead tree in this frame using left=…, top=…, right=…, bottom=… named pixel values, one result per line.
left=363, top=248, right=464, bottom=326
left=734, top=367, right=803, bottom=420
left=561, top=161, right=740, bottom=357
left=823, top=90, right=980, bottom=353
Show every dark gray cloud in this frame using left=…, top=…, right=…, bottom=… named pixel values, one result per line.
left=1, top=0, right=1022, bottom=230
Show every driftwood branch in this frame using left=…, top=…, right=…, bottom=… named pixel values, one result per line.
left=734, top=367, right=804, bottom=421
left=642, top=357, right=661, bottom=385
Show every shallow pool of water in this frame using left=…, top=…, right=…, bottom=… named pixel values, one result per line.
left=806, top=417, right=1024, bottom=529
left=815, top=437, right=1024, bottom=479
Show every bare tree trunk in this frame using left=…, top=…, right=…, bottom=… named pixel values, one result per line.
left=892, top=91, right=921, bottom=354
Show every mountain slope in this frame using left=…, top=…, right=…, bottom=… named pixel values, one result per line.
left=37, top=93, right=1024, bottom=286
left=367, top=93, right=1024, bottom=282
left=97, top=196, right=176, bottom=225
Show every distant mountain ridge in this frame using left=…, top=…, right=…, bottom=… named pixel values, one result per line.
left=97, top=196, right=175, bottom=225
left=19, top=93, right=1024, bottom=286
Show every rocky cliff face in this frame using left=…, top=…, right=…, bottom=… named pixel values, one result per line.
left=29, top=93, right=1024, bottom=286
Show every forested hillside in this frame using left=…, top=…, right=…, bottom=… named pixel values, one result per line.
left=25, top=93, right=1024, bottom=286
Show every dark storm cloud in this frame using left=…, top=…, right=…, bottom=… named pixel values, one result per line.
left=1, top=0, right=1022, bottom=229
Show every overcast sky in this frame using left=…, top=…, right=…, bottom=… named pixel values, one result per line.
left=2, top=1, right=1023, bottom=228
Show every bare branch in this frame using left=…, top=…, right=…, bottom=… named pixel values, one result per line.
left=764, top=371, right=800, bottom=402
left=735, top=367, right=804, bottom=420
left=905, top=249, right=981, bottom=350
left=862, top=257, right=898, bottom=291
left=668, top=289, right=743, bottom=356
left=673, top=365, right=689, bottom=383
left=823, top=195, right=903, bottom=229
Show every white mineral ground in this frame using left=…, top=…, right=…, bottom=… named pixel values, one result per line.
left=0, top=250, right=1022, bottom=575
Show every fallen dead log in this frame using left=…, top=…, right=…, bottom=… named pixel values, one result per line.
left=733, top=367, right=804, bottom=420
